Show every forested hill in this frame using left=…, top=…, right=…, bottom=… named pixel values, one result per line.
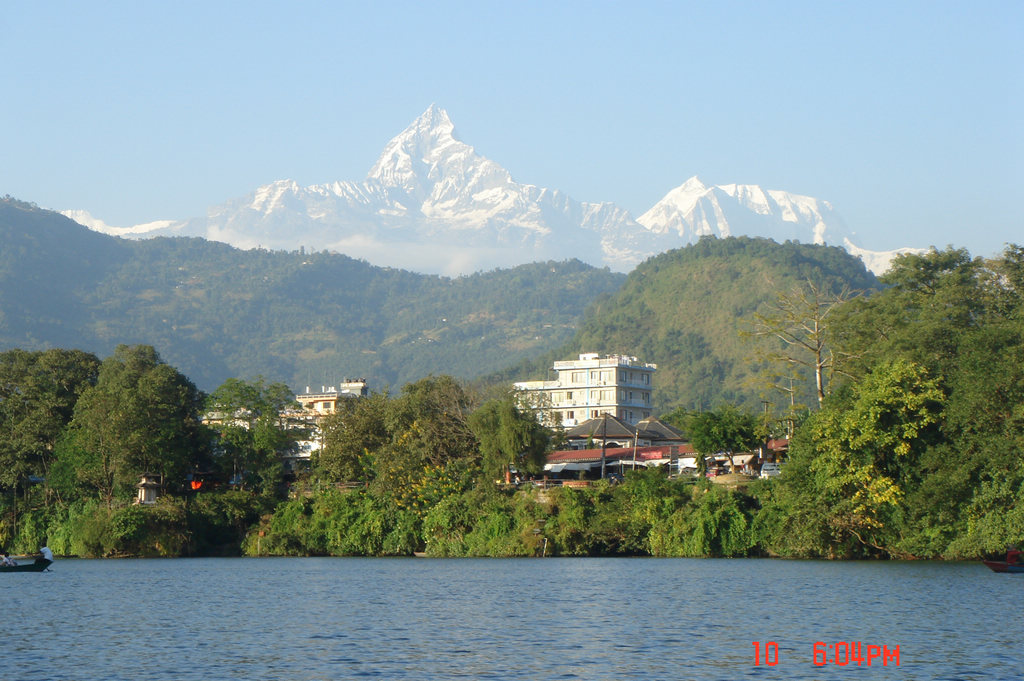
left=505, top=237, right=881, bottom=413
left=0, top=198, right=625, bottom=391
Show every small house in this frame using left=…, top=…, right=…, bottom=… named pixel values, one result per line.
left=135, top=474, right=161, bottom=505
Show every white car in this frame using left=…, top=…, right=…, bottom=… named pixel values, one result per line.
left=759, top=462, right=783, bottom=479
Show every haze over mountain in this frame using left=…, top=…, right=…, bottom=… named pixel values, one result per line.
left=65, top=105, right=918, bottom=276
left=2, top=197, right=884, bottom=411
left=0, top=198, right=625, bottom=393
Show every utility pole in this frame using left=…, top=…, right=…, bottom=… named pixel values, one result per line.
left=632, top=422, right=639, bottom=469
left=600, top=412, right=607, bottom=479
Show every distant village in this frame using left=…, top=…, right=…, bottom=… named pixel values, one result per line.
left=281, top=353, right=787, bottom=485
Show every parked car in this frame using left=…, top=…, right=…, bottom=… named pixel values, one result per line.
left=759, top=462, right=783, bottom=479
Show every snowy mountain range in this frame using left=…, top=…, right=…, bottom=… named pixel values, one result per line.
left=64, top=105, right=917, bottom=275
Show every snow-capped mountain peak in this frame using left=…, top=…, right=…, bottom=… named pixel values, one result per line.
left=679, top=175, right=709, bottom=193
left=249, top=179, right=301, bottom=214
left=61, top=106, right=917, bottom=275
left=61, top=209, right=183, bottom=237
left=638, top=176, right=710, bottom=233
left=361, top=104, right=519, bottom=217
left=637, top=177, right=848, bottom=248
left=368, top=104, right=463, bottom=186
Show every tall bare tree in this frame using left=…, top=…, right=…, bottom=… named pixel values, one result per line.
left=746, top=279, right=857, bottom=409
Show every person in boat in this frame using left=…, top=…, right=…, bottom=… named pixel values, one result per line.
left=1, top=552, right=16, bottom=567
left=37, top=546, right=53, bottom=564
left=1007, top=546, right=1022, bottom=565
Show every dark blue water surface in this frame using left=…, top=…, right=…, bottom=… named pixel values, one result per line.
left=2, top=557, right=1019, bottom=680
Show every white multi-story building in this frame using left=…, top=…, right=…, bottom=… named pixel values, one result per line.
left=295, top=380, right=369, bottom=415
left=514, top=353, right=656, bottom=427
left=288, top=380, right=369, bottom=467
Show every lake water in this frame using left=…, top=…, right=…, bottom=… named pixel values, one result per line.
left=2, top=557, right=1019, bottom=680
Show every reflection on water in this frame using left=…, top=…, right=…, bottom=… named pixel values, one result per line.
left=2, top=557, right=1019, bottom=680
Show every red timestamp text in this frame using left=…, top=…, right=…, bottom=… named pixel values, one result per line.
left=751, top=641, right=900, bottom=667
left=813, top=641, right=900, bottom=667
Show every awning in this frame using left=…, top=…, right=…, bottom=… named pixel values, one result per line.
left=544, top=462, right=595, bottom=472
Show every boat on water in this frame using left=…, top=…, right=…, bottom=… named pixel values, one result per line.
left=1, top=546, right=53, bottom=573
left=0, top=557, right=52, bottom=573
left=983, top=547, right=1024, bottom=573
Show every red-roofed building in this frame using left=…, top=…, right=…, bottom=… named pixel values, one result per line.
left=544, top=443, right=697, bottom=478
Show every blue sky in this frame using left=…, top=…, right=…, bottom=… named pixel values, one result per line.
left=2, top=1, right=1021, bottom=257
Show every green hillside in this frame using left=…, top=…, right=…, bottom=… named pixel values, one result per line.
left=507, top=236, right=880, bottom=413
left=0, top=198, right=625, bottom=391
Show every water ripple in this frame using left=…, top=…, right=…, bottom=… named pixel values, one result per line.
left=0, top=558, right=1019, bottom=679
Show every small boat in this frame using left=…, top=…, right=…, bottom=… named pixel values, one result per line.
left=983, top=559, right=1024, bottom=574
left=984, top=546, right=1024, bottom=573
left=0, top=557, right=52, bottom=573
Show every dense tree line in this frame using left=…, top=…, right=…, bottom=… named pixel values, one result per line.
left=0, top=344, right=761, bottom=560
left=2, top=239, right=1020, bottom=561
left=0, top=352, right=557, bottom=557
left=754, top=246, right=1024, bottom=559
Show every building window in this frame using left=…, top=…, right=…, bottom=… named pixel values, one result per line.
left=567, top=411, right=574, bottom=420
left=566, top=391, right=573, bottom=400
left=572, top=371, right=585, bottom=383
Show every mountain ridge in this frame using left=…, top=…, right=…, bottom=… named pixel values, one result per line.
left=1, top=198, right=625, bottom=393
left=62, top=106, right=920, bottom=275
left=3, top=198, right=890, bottom=411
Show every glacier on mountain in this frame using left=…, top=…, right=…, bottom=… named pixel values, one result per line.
left=62, top=104, right=916, bottom=275
left=637, top=176, right=843, bottom=246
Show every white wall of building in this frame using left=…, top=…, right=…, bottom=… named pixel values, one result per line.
left=514, top=353, right=656, bottom=427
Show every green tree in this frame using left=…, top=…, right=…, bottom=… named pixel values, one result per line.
left=676, top=486, right=754, bottom=557
left=55, top=345, right=207, bottom=504
left=317, top=391, right=390, bottom=483
left=468, top=393, right=550, bottom=482
left=0, top=348, right=100, bottom=491
left=687, top=405, right=760, bottom=473
left=770, top=358, right=943, bottom=557
left=384, top=375, right=478, bottom=466
left=206, top=376, right=300, bottom=495
left=832, top=247, right=988, bottom=380
left=817, top=245, right=1024, bottom=556
left=354, top=376, right=478, bottom=515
